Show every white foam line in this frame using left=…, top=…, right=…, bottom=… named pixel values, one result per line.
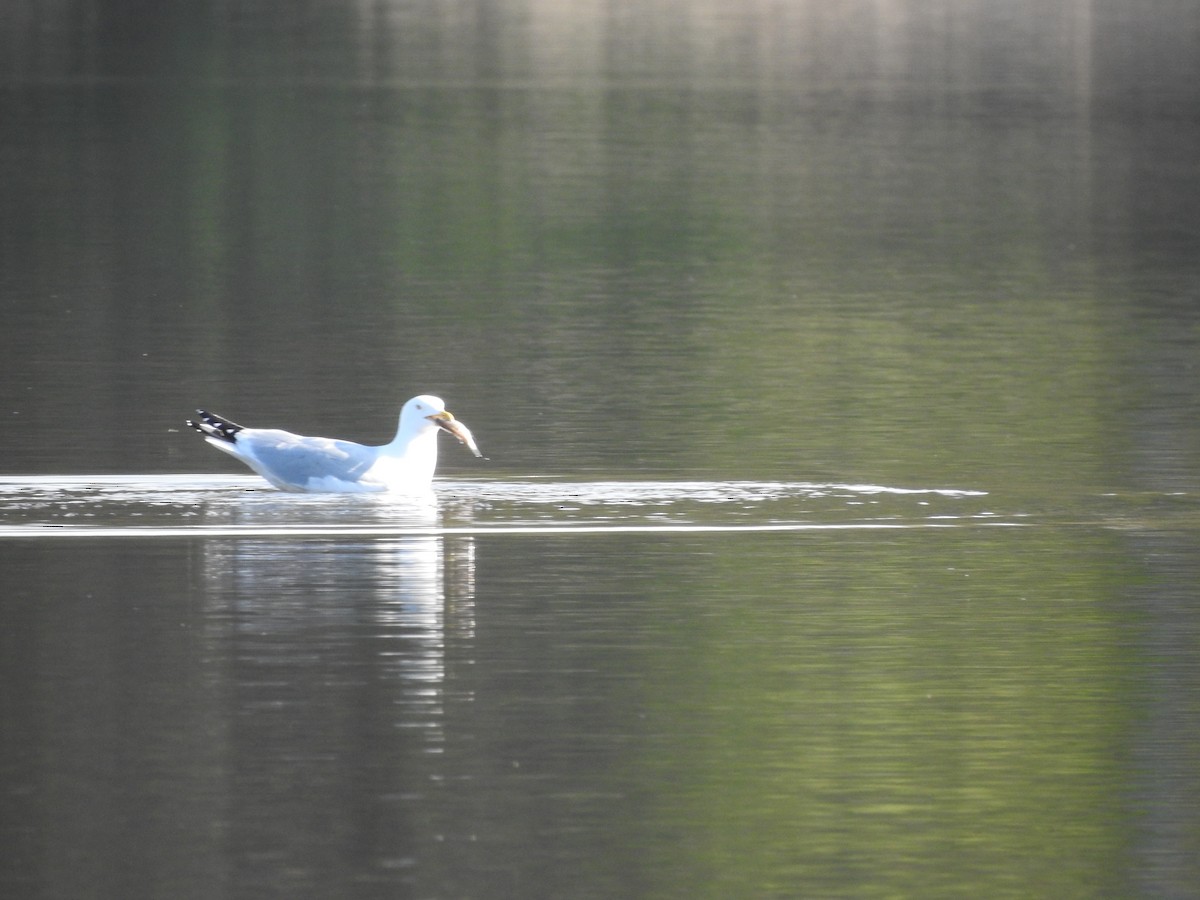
left=0, top=521, right=1024, bottom=539
left=0, top=476, right=989, bottom=498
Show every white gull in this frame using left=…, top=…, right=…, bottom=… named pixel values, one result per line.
left=187, top=394, right=483, bottom=493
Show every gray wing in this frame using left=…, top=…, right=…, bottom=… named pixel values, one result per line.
left=237, top=429, right=380, bottom=489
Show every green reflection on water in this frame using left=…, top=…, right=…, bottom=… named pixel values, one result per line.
left=632, top=528, right=1142, bottom=898
left=2, top=5, right=1197, bottom=899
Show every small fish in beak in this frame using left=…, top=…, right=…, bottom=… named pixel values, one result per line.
left=429, top=411, right=485, bottom=458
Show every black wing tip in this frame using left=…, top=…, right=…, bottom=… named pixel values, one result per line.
left=188, top=409, right=243, bottom=443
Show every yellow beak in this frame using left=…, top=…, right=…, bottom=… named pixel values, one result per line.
left=428, top=411, right=484, bottom=458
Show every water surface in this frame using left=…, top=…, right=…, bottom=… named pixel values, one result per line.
left=4, top=475, right=1198, bottom=898
left=3, top=2, right=1200, bottom=898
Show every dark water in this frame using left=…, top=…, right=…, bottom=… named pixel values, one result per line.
left=3, top=3, right=1200, bottom=898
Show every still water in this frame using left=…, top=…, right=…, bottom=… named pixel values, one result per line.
left=2, top=476, right=1195, bottom=898
left=0, top=476, right=1176, bottom=899
left=3, top=1, right=1200, bottom=898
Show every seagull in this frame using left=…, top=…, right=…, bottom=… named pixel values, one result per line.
left=187, top=394, right=483, bottom=493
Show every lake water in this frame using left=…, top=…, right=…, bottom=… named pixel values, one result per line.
left=3, top=2, right=1200, bottom=898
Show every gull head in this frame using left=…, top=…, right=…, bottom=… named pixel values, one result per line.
left=402, top=395, right=484, bottom=458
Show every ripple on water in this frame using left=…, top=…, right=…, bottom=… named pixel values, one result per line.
left=0, top=474, right=1004, bottom=537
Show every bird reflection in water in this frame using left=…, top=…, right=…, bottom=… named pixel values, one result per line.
left=199, top=534, right=477, bottom=757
